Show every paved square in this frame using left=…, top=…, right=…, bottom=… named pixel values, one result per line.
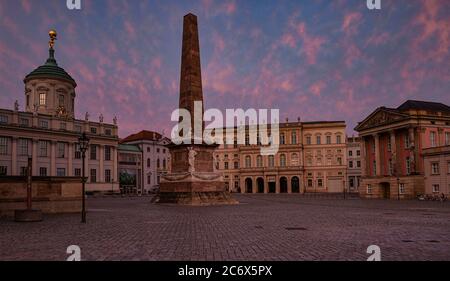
left=1, top=195, right=449, bottom=261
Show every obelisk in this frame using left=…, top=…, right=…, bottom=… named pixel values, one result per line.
left=155, top=13, right=237, bottom=205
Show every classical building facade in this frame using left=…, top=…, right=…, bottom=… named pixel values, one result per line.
left=423, top=146, right=450, bottom=196
left=355, top=100, right=450, bottom=199
left=0, top=31, right=119, bottom=194
left=120, top=130, right=170, bottom=194
left=347, top=136, right=362, bottom=193
left=117, top=144, right=143, bottom=195
left=214, top=120, right=347, bottom=194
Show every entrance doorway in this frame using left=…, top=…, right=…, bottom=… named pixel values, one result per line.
left=268, top=182, right=276, bottom=193
left=257, top=178, right=264, bottom=193
left=380, top=182, right=390, bottom=199
left=291, top=177, right=300, bottom=193
left=280, top=177, right=288, bottom=193
left=245, top=178, right=253, bottom=193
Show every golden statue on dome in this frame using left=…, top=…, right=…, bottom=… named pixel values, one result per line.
left=49, top=29, right=57, bottom=49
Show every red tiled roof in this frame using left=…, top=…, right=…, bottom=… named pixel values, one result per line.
left=120, top=130, right=162, bottom=143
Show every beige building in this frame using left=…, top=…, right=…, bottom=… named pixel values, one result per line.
left=0, top=31, right=119, bottom=194
left=347, top=136, right=362, bottom=193
left=214, top=120, right=347, bottom=194
left=118, top=144, right=143, bottom=195
left=355, top=100, right=450, bottom=199
left=423, top=146, right=450, bottom=196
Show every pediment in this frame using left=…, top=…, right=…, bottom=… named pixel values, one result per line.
left=355, top=108, right=409, bottom=131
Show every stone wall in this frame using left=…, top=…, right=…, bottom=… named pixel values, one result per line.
left=0, top=176, right=82, bottom=217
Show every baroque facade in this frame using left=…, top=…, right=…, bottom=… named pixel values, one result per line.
left=214, top=120, right=347, bottom=194
left=0, top=31, right=119, bottom=193
left=355, top=100, right=450, bottom=199
left=422, top=146, right=450, bottom=196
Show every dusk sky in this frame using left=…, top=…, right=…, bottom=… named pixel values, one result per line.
left=0, top=0, right=449, bottom=138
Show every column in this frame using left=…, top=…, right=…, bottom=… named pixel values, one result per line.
left=360, top=137, right=367, bottom=177
left=390, top=130, right=397, bottom=175
left=409, top=127, right=416, bottom=174
left=99, top=145, right=104, bottom=182
left=374, top=134, right=381, bottom=176
left=68, top=142, right=73, bottom=176
left=287, top=177, right=292, bottom=194
left=11, top=137, right=17, bottom=175
left=50, top=141, right=56, bottom=176
left=32, top=139, right=38, bottom=176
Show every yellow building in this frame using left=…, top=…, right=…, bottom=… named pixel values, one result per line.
left=214, top=120, right=347, bottom=194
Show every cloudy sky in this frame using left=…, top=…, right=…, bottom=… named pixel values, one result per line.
left=0, top=0, right=449, bottom=138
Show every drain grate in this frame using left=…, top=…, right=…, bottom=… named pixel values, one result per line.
left=285, top=227, right=308, bottom=231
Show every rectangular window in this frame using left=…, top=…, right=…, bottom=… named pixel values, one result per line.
left=57, top=168, right=66, bottom=177
left=18, top=138, right=29, bottom=156
left=367, top=184, right=372, bottom=194
left=20, top=167, right=28, bottom=176
left=317, top=179, right=323, bottom=188
left=147, top=175, right=151, bottom=185
left=389, top=159, right=393, bottom=176
left=224, top=162, right=229, bottom=170
left=349, top=150, right=353, bottom=157
left=430, top=131, right=436, bottom=147
left=105, top=129, right=112, bottom=136
left=90, top=144, right=97, bottom=160
left=104, top=146, right=111, bottom=161
left=90, top=169, right=97, bottom=183
left=431, top=163, right=440, bottom=175
left=357, top=161, right=361, bottom=168
left=90, top=127, right=97, bottom=134
left=19, top=118, right=29, bottom=127
left=280, top=134, right=285, bottom=145
left=373, top=161, right=377, bottom=175
left=0, top=166, right=8, bottom=176
left=337, top=157, right=342, bottom=165
left=105, top=169, right=111, bottom=183
left=316, top=136, right=321, bottom=145
left=234, top=161, right=239, bottom=169
left=74, top=125, right=82, bottom=133
left=405, top=133, right=410, bottom=149
left=74, top=168, right=81, bottom=177
left=349, top=161, right=353, bottom=168
left=356, top=150, right=361, bottom=156
left=306, top=136, right=311, bottom=145
left=291, top=132, right=297, bottom=145
left=399, top=183, right=405, bottom=194
left=446, top=132, right=450, bottom=145
left=0, top=137, right=9, bottom=155
left=406, top=157, right=411, bottom=175
left=308, top=179, right=313, bottom=187
left=0, top=115, right=8, bottom=124
left=58, top=94, right=65, bottom=107
left=39, top=167, right=47, bottom=177
left=326, top=136, right=331, bottom=144
left=39, top=93, right=46, bottom=105
left=57, top=142, right=65, bottom=158
left=432, top=184, right=440, bottom=193
left=75, top=144, right=81, bottom=159
left=40, top=120, right=49, bottom=129
left=337, top=135, right=342, bottom=144
left=39, top=141, right=48, bottom=157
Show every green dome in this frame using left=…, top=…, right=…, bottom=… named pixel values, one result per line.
left=24, top=48, right=77, bottom=87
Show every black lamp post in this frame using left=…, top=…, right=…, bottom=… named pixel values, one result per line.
left=78, top=132, right=90, bottom=223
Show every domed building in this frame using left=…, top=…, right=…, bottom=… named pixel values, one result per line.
left=0, top=31, right=119, bottom=195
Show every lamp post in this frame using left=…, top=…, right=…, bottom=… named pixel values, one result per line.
left=78, top=132, right=90, bottom=223
left=397, top=177, right=400, bottom=201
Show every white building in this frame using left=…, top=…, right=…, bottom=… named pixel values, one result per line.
left=120, top=130, right=170, bottom=193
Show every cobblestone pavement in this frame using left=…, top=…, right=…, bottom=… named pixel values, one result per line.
left=1, top=195, right=449, bottom=261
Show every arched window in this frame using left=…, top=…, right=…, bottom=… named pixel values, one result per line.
left=268, top=155, right=275, bottom=167
left=280, top=154, right=286, bottom=167
left=291, top=131, right=297, bottom=144
left=256, top=155, right=263, bottom=167
left=147, top=158, right=151, bottom=168
left=280, top=133, right=285, bottom=145
left=245, top=155, right=252, bottom=168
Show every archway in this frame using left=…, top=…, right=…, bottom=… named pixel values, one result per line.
left=257, top=177, right=264, bottom=193
left=380, top=182, right=390, bottom=199
left=291, top=176, right=300, bottom=193
left=280, top=177, right=288, bottom=193
left=245, top=178, right=253, bottom=194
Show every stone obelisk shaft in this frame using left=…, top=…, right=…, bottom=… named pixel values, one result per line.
left=179, top=13, right=204, bottom=136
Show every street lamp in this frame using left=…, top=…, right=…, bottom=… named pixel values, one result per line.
left=78, top=132, right=90, bottom=223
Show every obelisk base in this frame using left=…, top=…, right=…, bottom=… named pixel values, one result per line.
left=154, top=173, right=238, bottom=206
